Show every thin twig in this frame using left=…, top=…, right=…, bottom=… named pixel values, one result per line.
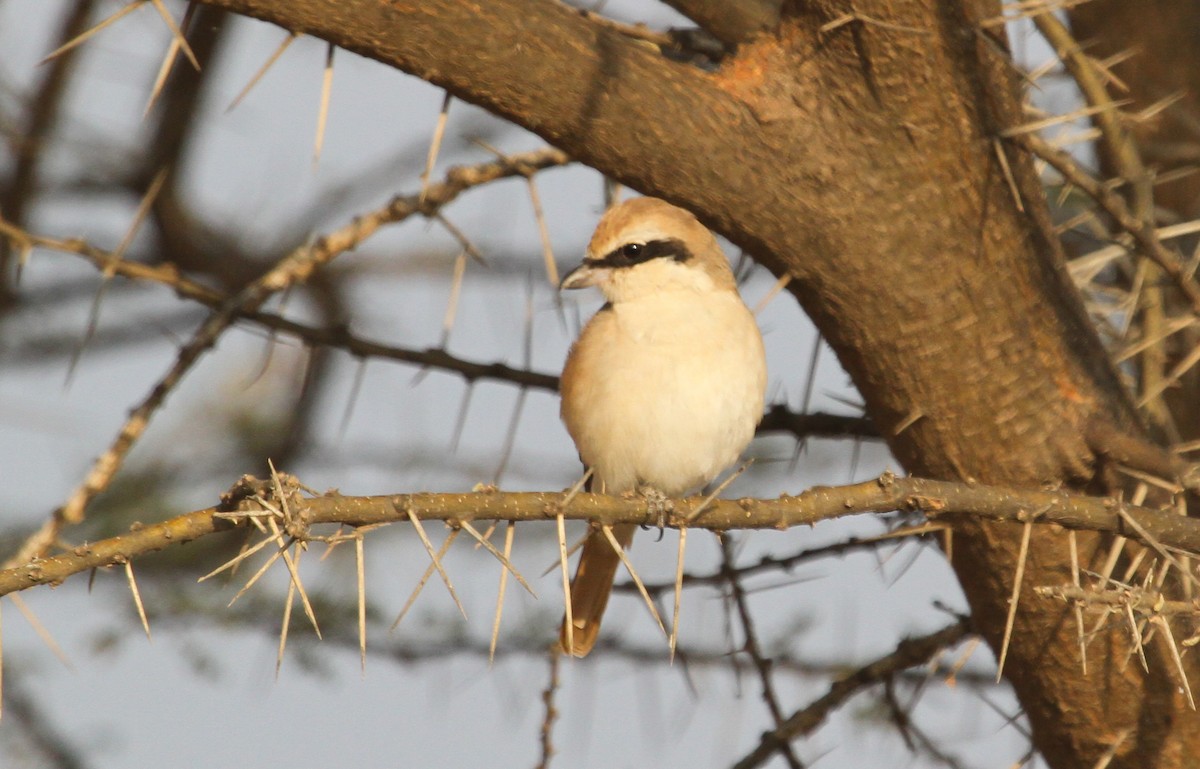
left=722, top=537, right=804, bottom=769
left=534, top=648, right=560, bottom=769
left=732, top=620, right=971, bottom=769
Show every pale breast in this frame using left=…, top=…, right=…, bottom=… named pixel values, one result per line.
left=560, top=290, right=766, bottom=495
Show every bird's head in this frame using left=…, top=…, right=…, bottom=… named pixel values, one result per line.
left=560, top=197, right=737, bottom=302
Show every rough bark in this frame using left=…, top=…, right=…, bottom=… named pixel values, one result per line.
left=660, top=0, right=781, bottom=46
left=192, top=1, right=1200, bottom=766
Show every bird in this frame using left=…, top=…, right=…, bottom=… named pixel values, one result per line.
left=557, top=196, right=767, bottom=656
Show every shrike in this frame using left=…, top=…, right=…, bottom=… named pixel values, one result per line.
left=558, top=196, right=767, bottom=656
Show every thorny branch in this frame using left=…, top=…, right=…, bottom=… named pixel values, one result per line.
left=3, top=472, right=1200, bottom=597
left=1, top=221, right=870, bottom=443
left=1016, top=132, right=1200, bottom=317
left=1038, top=584, right=1200, bottom=620
left=1022, top=8, right=1200, bottom=443
left=0, top=148, right=570, bottom=570
left=0, top=220, right=562, bottom=391
left=1030, top=11, right=1153, bottom=222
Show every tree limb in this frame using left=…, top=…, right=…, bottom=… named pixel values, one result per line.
left=659, top=0, right=781, bottom=46
left=4, top=473, right=1199, bottom=598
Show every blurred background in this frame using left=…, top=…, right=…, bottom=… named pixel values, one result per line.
left=0, top=2, right=1093, bottom=767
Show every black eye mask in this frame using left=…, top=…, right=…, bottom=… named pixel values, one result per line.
left=585, top=238, right=693, bottom=269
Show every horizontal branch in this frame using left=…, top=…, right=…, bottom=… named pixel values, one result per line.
left=4, top=473, right=1200, bottom=597
left=758, top=404, right=878, bottom=440
left=1036, top=584, right=1200, bottom=618
left=6, top=217, right=873, bottom=440
left=660, top=0, right=781, bottom=46
left=0, top=147, right=573, bottom=567
left=3, top=222, right=563, bottom=390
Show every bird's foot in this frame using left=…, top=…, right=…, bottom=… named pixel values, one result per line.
left=636, top=485, right=674, bottom=540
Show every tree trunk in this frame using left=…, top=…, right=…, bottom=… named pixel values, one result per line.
left=194, top=1, right=1200, bottom=765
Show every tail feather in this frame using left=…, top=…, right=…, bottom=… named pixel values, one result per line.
left=559, top=523, right=636, bottom=657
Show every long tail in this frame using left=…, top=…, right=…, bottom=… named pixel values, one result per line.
left=559, top=523, right=636, bottom=657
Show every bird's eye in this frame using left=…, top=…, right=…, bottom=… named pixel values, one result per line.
left=621, top=243, right=643, bottom=259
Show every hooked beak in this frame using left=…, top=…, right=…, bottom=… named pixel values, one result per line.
left=560, top=260, right=605, bottom=290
